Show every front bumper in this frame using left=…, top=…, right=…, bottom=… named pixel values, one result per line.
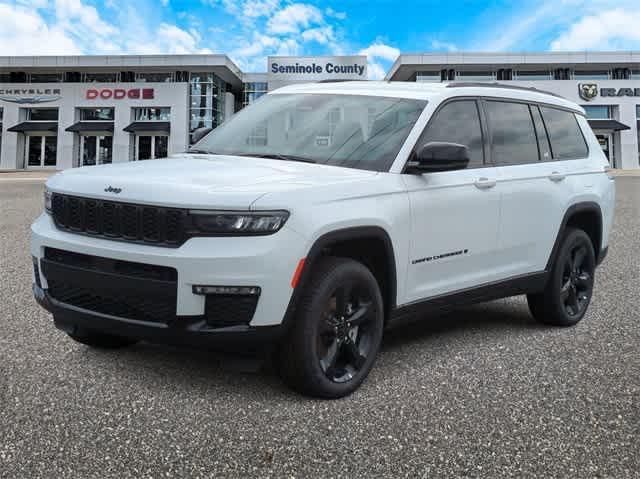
left=31, top=212, right=308, bottom=328
left=33, top=284, right=285, bottom=350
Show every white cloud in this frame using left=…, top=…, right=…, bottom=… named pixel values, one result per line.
left=243, top=0, right=279, bottom=18
left=359, top=42, right=400, bottom=62
left=550, top=8, right=640, bottom=50
left=325, top=7, right=346, bottom=20
left=301, top=26, right=334, bottom=44
left=358, top=41, right=400, bottom=80
left=267, top=3, right=323, bottom=34
left=430, top=39, right=458, bottom=52
left=0, top=3, right=82, bottom=55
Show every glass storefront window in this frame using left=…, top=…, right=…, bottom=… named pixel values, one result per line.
left=136, top=72, right=174, bottom=83
left=636, top=105, right=640, bottom=118
left=574, top=70, right=610, bottom=80
left=455, top=71, right=495, bottom=81
left=134, top=107, right=171, bottom=121
left=26, top=135, right=57, bottom=167
left=28, top=108, right=58, bottom=121
left=415, top=71, right=440, bottom=82
left=80, top=108, right=114, bottom=121
left=582, top=105, right=612, bottom=119
left=190, top=71, right=226, bottom=143
left=83, top=72, right=118, bottom=83
left=136, top=135, right=168, bottom=160
left=29, top=73, right=64, bottom=83
left=243, top=82, right=268, bottom=107
left=515, top=71, right=552, bottom=80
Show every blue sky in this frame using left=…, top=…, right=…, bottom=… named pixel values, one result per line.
left=1, top=0, right=639, bottom=78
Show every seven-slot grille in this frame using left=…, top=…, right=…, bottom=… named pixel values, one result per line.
left=51, top=193, right=187, bottom=247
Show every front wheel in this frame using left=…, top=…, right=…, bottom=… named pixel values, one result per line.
left=527, top=227, right=596, bottom=327
left=278, top=257, right=384, bottom=398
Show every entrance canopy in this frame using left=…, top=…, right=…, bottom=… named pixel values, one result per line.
left=66, top=121, right=114, bottom=132
left=7, top=121, right=58, bottom=132
left=587, top=119, right=630, bottom=131
left=123, top=121, right=170, bottom=133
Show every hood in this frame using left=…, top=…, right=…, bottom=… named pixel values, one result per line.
left=46, top=153, right=378, bottom=210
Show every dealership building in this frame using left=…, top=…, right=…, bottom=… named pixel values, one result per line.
left=1, top=51, right=639, bottom=170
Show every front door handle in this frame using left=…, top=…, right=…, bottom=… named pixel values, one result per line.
left=549, top=171, right=566, bottom=182
left=474, top=177, right=496, bottom=189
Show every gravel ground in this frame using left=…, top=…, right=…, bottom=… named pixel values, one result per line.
left=0, top=179, right=638, bottom=478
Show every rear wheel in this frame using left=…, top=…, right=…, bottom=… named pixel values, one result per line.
left=67, top=331, right=139, bottom=349
left=527, top=227, right=596, bottom=326
left=278, top=257, right=384, bottom=398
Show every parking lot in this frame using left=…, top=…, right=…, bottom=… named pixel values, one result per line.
left=0, top=177, right=638, bottom=478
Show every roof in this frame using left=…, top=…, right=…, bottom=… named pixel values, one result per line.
left=270, top=80, right=583, bottom=112
left=0, top=54, right=244, bottom=87
left=385, top=51, right=640, bottom=81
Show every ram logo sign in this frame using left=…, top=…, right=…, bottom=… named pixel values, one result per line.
left=578, top=83, right=598, bottom=101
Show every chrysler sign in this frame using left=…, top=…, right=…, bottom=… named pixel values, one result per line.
left=579, top=83, right=640, bottom=101
left=0, top=88, right=62, bottom=104
left=86, top=88, right=155, bottom=100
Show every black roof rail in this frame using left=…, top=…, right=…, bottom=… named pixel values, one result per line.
left=445, top=82, right=563, bottom=98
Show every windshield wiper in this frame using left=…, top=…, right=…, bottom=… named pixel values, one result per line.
left=236, top=153, right=316, bottom=164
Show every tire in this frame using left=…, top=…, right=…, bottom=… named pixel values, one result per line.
left=277, top=256, right=385, bottom=398
left=527, top=227, right=596, bottom=327
left=67, top=331, right=139, bottom=349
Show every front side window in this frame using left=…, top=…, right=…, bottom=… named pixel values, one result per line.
left=416, top=100, right=484, bottom=168
left=194, top=93, right=426, bottom=172
left=485, top=101, right=538, bottom=165
left=540, top=107, right=589, bottom=160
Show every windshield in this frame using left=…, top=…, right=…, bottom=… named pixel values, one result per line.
left=193, top=93, right=427, bottom=172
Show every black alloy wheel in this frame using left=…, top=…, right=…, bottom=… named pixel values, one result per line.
left=317, top=281, right=376, bottom=383
left=527, top=227, right=596, bottom=326
left=278, top=257, right=384, bottom=398
left=560, top=242, right=593, bottom=318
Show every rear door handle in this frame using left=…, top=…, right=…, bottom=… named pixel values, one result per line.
left=474, top=177, right=496, bottom=189
left=549, top=171, right=566, bottom=182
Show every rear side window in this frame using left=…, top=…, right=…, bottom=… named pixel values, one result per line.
left=530, top=106, right=552, bottom=161
left=539, top=107, right=589, bottom=159
left=484, top=101, right=538, bottom=165
left=417, top=100, right=484, bottom=167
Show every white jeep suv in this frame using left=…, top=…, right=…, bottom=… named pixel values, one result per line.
left=31, top=81, right=615, bottom=398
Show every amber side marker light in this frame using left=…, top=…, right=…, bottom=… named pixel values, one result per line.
left=291, top=258, right=306, bottom=288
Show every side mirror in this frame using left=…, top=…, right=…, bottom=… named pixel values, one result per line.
left=191, top=127, right=213, bottom=144
left=407, top=141, right=470, bottom=173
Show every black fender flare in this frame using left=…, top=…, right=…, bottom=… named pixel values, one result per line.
left=281, top=226, right=397, bottom=329
left=545, top=201, right=604, bottom=272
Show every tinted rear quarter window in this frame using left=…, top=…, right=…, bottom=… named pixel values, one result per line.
left=484, top=101, right=539, bottom=165
left=539, top=107, right=589, bottom=159
left=418, top=100, right=484, bottom=167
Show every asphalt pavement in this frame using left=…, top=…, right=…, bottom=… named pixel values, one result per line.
left=0, top=178, right=638, bottom=478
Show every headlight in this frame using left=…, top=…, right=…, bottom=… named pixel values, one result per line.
left=189, top=210, right=289, bottom=235
left=44, top=189, right=52, bottom=214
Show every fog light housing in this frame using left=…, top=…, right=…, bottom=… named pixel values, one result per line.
left=192, top=285, right=261, bottom=296
left=32, top=256, right=42, bottom=288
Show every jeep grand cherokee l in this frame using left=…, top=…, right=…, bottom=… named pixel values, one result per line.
left=31, top=81, right=615, bottom=398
